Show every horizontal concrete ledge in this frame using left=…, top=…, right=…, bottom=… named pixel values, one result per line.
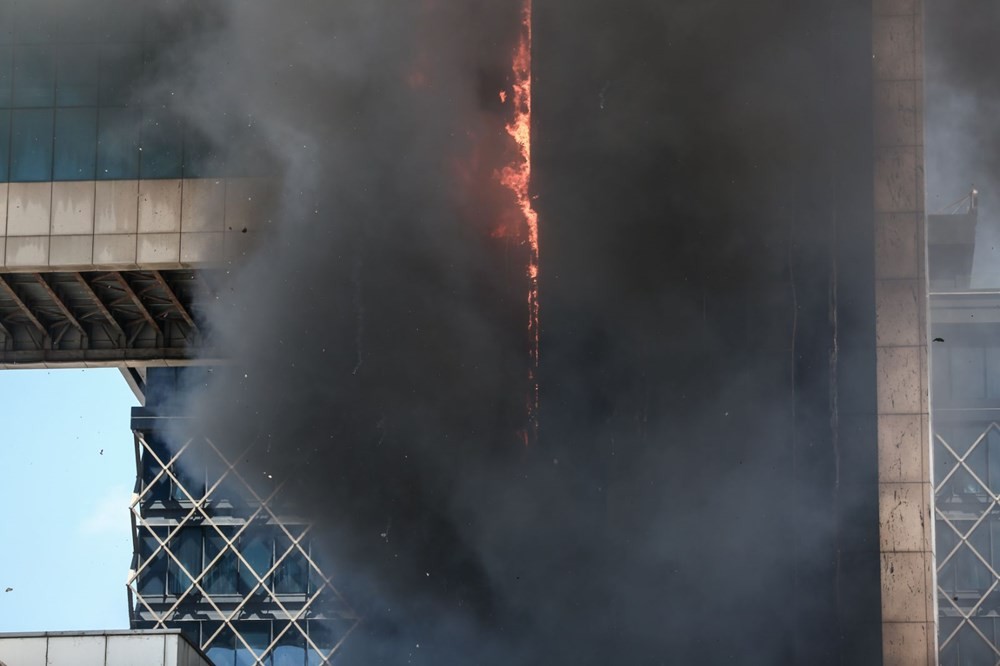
left=0, top=177, right=273, bottom=272
left=0, top=351, right=224, bottom=369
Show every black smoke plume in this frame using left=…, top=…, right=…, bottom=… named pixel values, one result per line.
left=147, top=0, right=883, bottom=663
left=926, top=0, right=1000, bottom=284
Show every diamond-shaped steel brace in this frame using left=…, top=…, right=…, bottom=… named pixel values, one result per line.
left=128, top=433, right=360, bottom=664
left=935, top=422, right=1000, bottom=663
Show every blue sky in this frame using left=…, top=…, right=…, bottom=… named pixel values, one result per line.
left=0, top=369, right=138, bottom=632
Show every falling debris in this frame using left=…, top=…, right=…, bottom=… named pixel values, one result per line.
left=4, top=587, right=12, bottom=593
left=933, top=337, right=945, bottom=342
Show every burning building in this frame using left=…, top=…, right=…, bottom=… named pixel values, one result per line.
left=0, top=0, right=943, bottom=664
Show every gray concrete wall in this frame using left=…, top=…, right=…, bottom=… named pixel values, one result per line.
left=873, top=0, right=937, bottom=663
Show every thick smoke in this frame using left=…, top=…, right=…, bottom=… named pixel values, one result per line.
left=148, top=1, right=881, bottom=663
left=926, top=0, right=1000, bottom=285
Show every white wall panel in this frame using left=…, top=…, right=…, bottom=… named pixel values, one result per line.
left=50, top=234, right=94, bottom=266
left=51, top=181, right=96, bottom=235
left=95, top=180, right=138, bottom=234
left=0, top=178, right=267, bottom=271
left=138, top=179, right=182, bottom=233
left=6, top=236, right=49, bottom=267
left=181, top=178, right=225, bottom=232
left=47, top=635, right=107, bottom=664
left=0, top=636, right=48, bottom=664
left=137, top=232, right=181, bottom=265
left=106, top=634, right=166, bottom=666
left=7, top=182, right=52, bottom=236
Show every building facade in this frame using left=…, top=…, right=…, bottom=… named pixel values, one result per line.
left=929, top=201, right=1000, bottom=663
left=0, top=0, right=941, bottom=664
left=128, top=368, right=359, bottom=665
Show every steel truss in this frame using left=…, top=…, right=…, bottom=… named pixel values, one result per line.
left=935, top=420, right=1000, bottom=664
left=128, top=430, right=359, bottom=665
left=0, top=270, right=215, bottom=367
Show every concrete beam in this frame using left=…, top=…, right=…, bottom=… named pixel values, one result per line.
left=0, top=177, right=272, bottom=273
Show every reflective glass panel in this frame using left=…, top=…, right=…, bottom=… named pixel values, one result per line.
left=53, top=107, right=97, bottom=180
left=97, top=106, right=139, bottom=179
left=140, top=110, right=183, bottom=178
left=10, top=108, right=53, bottom=181
left=12, top=45, right=54, bottom=107
left=0, top=45, right=11, bottom=107
left=55, top=47, right=99, bottom=107
left=0, top=110, right=9, bottom=182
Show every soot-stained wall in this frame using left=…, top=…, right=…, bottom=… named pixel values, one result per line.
left=533, top=0, right=881, bottom=663
left=133, top=0, right=891, bottom=663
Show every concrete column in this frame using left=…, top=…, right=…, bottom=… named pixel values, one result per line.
left=873, top=0, right=936, bottom=663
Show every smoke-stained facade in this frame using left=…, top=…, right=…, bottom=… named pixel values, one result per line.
left=0, top=0, right=947, bottom=664
left=129, top=368, right=359, bottom=665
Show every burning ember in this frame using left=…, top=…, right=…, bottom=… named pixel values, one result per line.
left=498, top=0, right=540, bottom=444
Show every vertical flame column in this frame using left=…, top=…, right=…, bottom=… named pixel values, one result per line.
left=873, top=0, right=936, bottom=663
left=500, top=0, right=540, bottom=444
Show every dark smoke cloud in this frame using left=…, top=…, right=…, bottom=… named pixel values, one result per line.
left=926, top=0, right=1000, bottom=285
left=148, top=1, right=881, bottom=663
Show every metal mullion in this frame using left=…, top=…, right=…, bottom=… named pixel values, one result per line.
left=154, top=476, right=245, bottom=619
left=131, top=434, right=193, bottom=505
left=965, top=609, right=1000, bottom=658
left=128, top=438, right=205, bottom=584
left=935, top=433, right=975, bottom=493
left=200, top=438, right=362, bottom=656
left=935, top=508, right=991, bottom=571
left=196, top=469, right=361, bottom=663
left=140, top=438, right=202, bottom=506
left=204, top=441, right=343, bottom=604
left=258, top=525, right=311, bottom=592
left=157, top=559, right=230, bottom=631
left=265, top=582, right=349, bottom=666
left=242, top=528, right=313, bottom=632
left=135, top=517, right=213, bottom=623
left=938, top=588, right=965, bottom=649
left=199, top=484, right=291, bottom=649
left=177, top=470, right=268, bottom=604
left=262, top=583, right=338, bottom=661
left=263, top=584, right=337, bottom=665
left=959, top=460, right=997, bottom=504
left=322, top=619, right=363, bottom=663
left=130, top=460, right=238, bottom=588
left=961, top=533, right=1000, bottom=587
left=201, top=439, right=360, bottom=614
left=129, top=503, right=200, bottom=587
left=291, top=539, right=353, bottom=611
left=129, top=584, right=167, bottom=627
left=264, top=621, right=297, bottom=663
left=965, top=579, right=998, bottom=622
left=197, top=503, right=277, bottom=652
left=936, top=579, right=1000, bottom=654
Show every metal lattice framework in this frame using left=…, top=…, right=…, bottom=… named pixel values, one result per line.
left=127, top=430, right=360, bottom=665
left=0, top=270, right=217, bottom=367
left=935, top=421, right=1000, bottom=663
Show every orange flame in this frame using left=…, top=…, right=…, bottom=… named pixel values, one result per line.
left=499, top=0, right=539, bottom=445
